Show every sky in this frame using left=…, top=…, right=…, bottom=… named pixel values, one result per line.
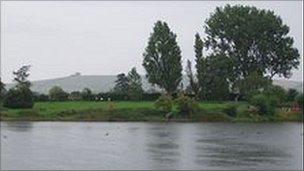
left=1, top=1, right=303, bottom=83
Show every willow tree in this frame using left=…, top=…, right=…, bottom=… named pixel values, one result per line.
left=143, top=21, right=182, bottom=95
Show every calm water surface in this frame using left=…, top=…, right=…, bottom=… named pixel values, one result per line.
left=1, top=122, right=303, bottom=170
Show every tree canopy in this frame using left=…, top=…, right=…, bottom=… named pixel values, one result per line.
left=3, top=65, right=34, bottom=108
left=113, top=73, right=130, bottom=95
left=204, top=5, right=300, bottom=81
left=13, top=65, right=32, bottom=88
left=143, top=20, right=183, bottom=94
left=49, top=86, right=68, bottom=101
left=128, top=67, right=143, bottom=101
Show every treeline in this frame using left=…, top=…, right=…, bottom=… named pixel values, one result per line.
left=32, top=87, right=162, bottom=102
left=0, top=5, right=303, bottom=117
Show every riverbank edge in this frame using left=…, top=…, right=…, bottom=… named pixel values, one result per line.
left=1, top=101, right=302, bottom=122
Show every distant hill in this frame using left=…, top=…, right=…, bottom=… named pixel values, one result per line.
left=4, top=75, right=302, bottom=94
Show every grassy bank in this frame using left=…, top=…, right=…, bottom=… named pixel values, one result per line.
left=0, top=101, right=302, bottom=122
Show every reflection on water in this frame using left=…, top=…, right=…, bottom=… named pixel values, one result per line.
left=195, top=137, right=291, bottom=168
left=146, top=125, right=180, bottom=168
left=0, top=122, right=302, bottom=170
left=3, top=122, right=33, bottom=132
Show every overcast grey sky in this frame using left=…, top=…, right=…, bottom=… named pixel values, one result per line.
left=1, top=1, right=303, bottom=83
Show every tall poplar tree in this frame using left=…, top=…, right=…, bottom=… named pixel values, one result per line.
left=143, top=21, right=182, bottom=95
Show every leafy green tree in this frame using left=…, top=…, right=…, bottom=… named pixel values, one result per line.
left=81, top=88, right=93, bottom=101
left=113, top=73, right=130, bottom=95
left=13, top=65, right=32, bottom=88
left=205, top=5, right=300, bottom=87
left=194, top=33, right=204, bottom=98
left=69, top=91, right=82, bottom=101
left=286, top=89, right=299, bottom=102
left=194, top=33, right=204, bottom=66
left=263, top=85, right=287, bottom=104
left=0, top=79, right=6, bottom=102
left=3, top=65, right=34, bottom=108
left=49, top=86, right=68, bottom=101
left=185, top=60, right=199, bottom=98
left=249, top=93, right=276, bottom=116
left=33, top=92, right=49, bottom=102
left=194, top=33, right=214, bottom=100
left=296, top=93, right=303, bottom=109
left=3, top=86, right=34, bottom=109
left=237, top=71, right=272, bottom=99
left=202, top=54, right=233, bottom=101
left=127, top=67, right=143, bottom=101
left=143, top=20, right=182, bottom=95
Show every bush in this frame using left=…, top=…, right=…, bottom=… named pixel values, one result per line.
left=263, top=85, right=287, bottom=104
left=249, top=94, right=276, bottom=116
left=154, top=94, right=173, bottom=112
left=174, top=93, right=199, bottom=117
left=33, top=93, right=49, bottom=102
left=142, top=93, right=162, bottom=101
left=3, top=87, right=34, bottom=109
left=222, top=104, right=237, bottom=117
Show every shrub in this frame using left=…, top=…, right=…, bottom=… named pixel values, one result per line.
left=222, top=104, right=237, bottom=117
left=174, top=93, right=199, bottom=117
left=154, top=94, right=173, bottom=112
left=142, top=93, right=162, bottom=101
left=33, top=93, right=49, bottom=102
left=3, top=87, right=34, bottom=109
left=249, top=94, right=276, bottom=116
left=263, top=85, right=287, bottom=104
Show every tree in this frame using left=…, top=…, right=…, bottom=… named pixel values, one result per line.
left=185, top=60, right=199, bottom=98
left=127, top=67, right=143, bottom=101
left=205, top=5, right=300, bottom=86
left=113, top=73, right=130, bottom=95
left=237, top=71, right=272, bottom=99
left=49, top=86, right=68, bottom=101
left=201, top=54, right=233, bottom=101
left=33, top=92, right=49, bottom=102
left=143, top=20, right=183, bottom=95
left=286, top=89, right=299, bottom=102
left=81, top=88, right=93, bottom=101
left=3, top=65, right=34, bottom=108
left=249, top=93, right=276, bottom=116
left=263, top=84, right=287, bottom=105
left=296, top=93, right=303, bottom=109
left=194, top=33, right=208, bottom=100
left=3, top=86, right=34, bottom=109
left=0, top=79, right=6, bottom=102
left=13, top=65, right=32, bottom=88
left=69, top=91, right=82, bottom=101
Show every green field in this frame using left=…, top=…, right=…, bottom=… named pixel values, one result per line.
left=0, top=101, right=302, bottom=122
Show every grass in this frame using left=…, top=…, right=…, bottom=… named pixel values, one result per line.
left=0, top=101, right=302, bottom=122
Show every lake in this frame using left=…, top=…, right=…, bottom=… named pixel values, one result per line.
left=0, top=122, right=302, bottom=170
